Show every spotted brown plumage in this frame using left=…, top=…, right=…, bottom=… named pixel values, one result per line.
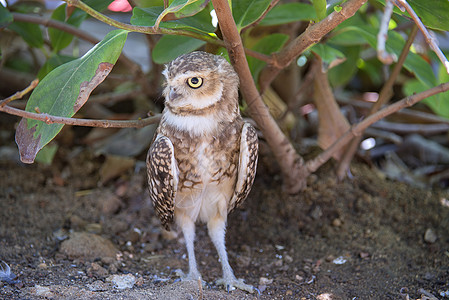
left=146, top=135, right=177, bottom=230
left=146, top=51, right=258, bottom=293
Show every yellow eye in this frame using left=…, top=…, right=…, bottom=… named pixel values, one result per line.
left=187, top=77, right=203, bottom=89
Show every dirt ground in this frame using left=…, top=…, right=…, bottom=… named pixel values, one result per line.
left=1, top=126, right=449, bottom=300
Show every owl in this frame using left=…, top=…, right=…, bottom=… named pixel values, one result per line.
left=146, top=51, right=258, bottom=293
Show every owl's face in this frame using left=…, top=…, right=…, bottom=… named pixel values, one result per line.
left=162, top=52, right=239, bottom=113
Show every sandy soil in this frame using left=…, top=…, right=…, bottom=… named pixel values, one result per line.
left=1, top=136, right=449, bottom=299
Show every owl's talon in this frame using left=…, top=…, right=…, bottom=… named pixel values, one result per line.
left=216, top=277, right=255, bottom=294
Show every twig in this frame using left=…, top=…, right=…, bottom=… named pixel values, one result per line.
left=0, top=79, right=39, bottom=108
left=12, top=13, right=145, bottom=82
left=302, top=82, right=449, bottom=177
left=371, top=120, right=449, bottom=135
left=64, top=0, right=220, bottom=44
left=395, top=0, right=449, bottom=74
left=241, top=0, right=280, bottom=33
left=0, top=104, right=161, bottom=128
left=211, top=0, right=306, bottom=193
left=336, top=25, right=418, bottom=179
left=259, top=0, right=367, bottom=93
left=377, top=0, right=396, bottom=64
left=59, top=0, right=271, bottom=63
left=337, top=95, right=449, bottom=125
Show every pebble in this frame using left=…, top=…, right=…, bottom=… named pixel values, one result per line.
left=424, top=228, right=437, bottom=243
left=106, top=274, right=137, bottom=289
left=259, top=277, right=273, bottom=285
left=59, top=232, right=118, bottom=260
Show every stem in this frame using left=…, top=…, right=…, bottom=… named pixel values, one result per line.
left=259, top=0, right=367, bottom=93
left=0, top=79, right=39, bottom=108
left=304, top=82, right=449, bottom=177
left=0, top=104, right=161, bottom=128
left=212, top=0, right=306, bottom=193
left=335, top=25, right=418, bottom=179
left=64, top=0, right=221, bottom=44
left=396, top=0, right=449, bottom=74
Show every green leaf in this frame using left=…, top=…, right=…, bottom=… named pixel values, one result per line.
left=37, top=54, right=76, bottom=80
left=35, top=143, right=58, bottom=165
left=313, top=0, right=327, bottom=21
left=328, top=46, right=361, bottom=87
left=173, top=0, right=209, bottom=18
left=329, top=25, right=437, bottom=88
left=85, top=0, right=115, bottom=12
left=259, top=3, right=316, bottom=26
left=49, top=4, right=87, bottom=52
left=377, top=0, right=449, bottom=31
left=152, top=35, right=206, bottom=64
left=15, top=30, right=128, bottom=164
left=232, top=0, right=272, bottom=31
left=154, top=0, right=200, bottom=28
left=0, top=4, right=13, bottom=28
left=131, top=6, right=215, bottom=34
left=310, top=43, right=346, bottom=71
left=247, top=33, right=289, bottom=81
left=404, top=63, right=449, bottom=119
left=8, top=22, right=43, bottom=48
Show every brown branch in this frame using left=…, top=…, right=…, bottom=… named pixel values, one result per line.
left=396, top=0, right=449, bottom=74
left=0, top=79, right=39, bottom=108
left=241, top=0, right=281, bottom=33
left=12, top=12, right=144, bottom=81
left=211, top=0, right=306, bottom=193
left=259, top=0, right=367, bottom=93
left=336, top=25, right=418, bottom=179
left=0, top=104, right=161, bottom=128
left=0, top=80, right=161, bottom=128
left=302, top=82, right=449, bottom=177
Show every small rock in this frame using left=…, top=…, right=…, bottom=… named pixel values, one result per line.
left=332, top=218, right=342, bottom=227
left=424, top=228, right=437, bottom=243
left=60, top=232, right=118, bottom=260
left=31, top=285, right=52, bottom=297
left=332, top=256, right=347, bottom=265
left=284, top=255, right=293, bottom=263
left=259, top=277, right=273, bottom=285
left=107, top=274, right=137, bottom=289
left=295, top=274, right=304, bottom=282
left=88, top=262, right=109, bottom=277
left=317, top=293, right=334, bottom=300
left=37, top=263, right=47, bottom=269
left=87, top=280, right=108, bottom=291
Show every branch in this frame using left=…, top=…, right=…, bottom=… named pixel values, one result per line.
left=336, top=25, right=418, bottom=179
left=396, top=0, right=449, bottom=74
left=377, top=0, right=396, bottom=64
left=0, top=79, right=39, bottom=108
left=12, top=13, right=144, bottom=80
left=64, top=0, right=220, bottom=44
left=0, top=104, right=161, bottom=128
left=303, top=82, right=449, bottom=177
left=211, top=0, right=306, bottom=193
left=0, top=80, right=161, bottom=128
left=259, top=0, right=367, bottom=92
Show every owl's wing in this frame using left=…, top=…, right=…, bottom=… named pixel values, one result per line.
left=146, top=134, right=178, bottom=230
left=229, top=122, right=259, bottom=212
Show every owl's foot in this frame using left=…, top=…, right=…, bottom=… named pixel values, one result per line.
left=216, top=277, right=255, bottom=294
left=174, top=269, right=204, bottom=284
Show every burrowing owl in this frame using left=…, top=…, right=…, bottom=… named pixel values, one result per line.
left=146, top=51, right=258, bottom=293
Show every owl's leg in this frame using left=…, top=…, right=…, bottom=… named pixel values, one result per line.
left=207, top=214, right=254, bottom=293
left=176, top=214, right=202, bottom=281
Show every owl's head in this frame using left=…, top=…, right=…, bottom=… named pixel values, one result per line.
left=162, top=51, right=239, bottom=113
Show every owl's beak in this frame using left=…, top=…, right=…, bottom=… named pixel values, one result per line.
left=169, top=88, right=181, bottom=102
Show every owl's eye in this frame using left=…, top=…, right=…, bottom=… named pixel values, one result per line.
left=186, top=77, right=203, bottom=89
